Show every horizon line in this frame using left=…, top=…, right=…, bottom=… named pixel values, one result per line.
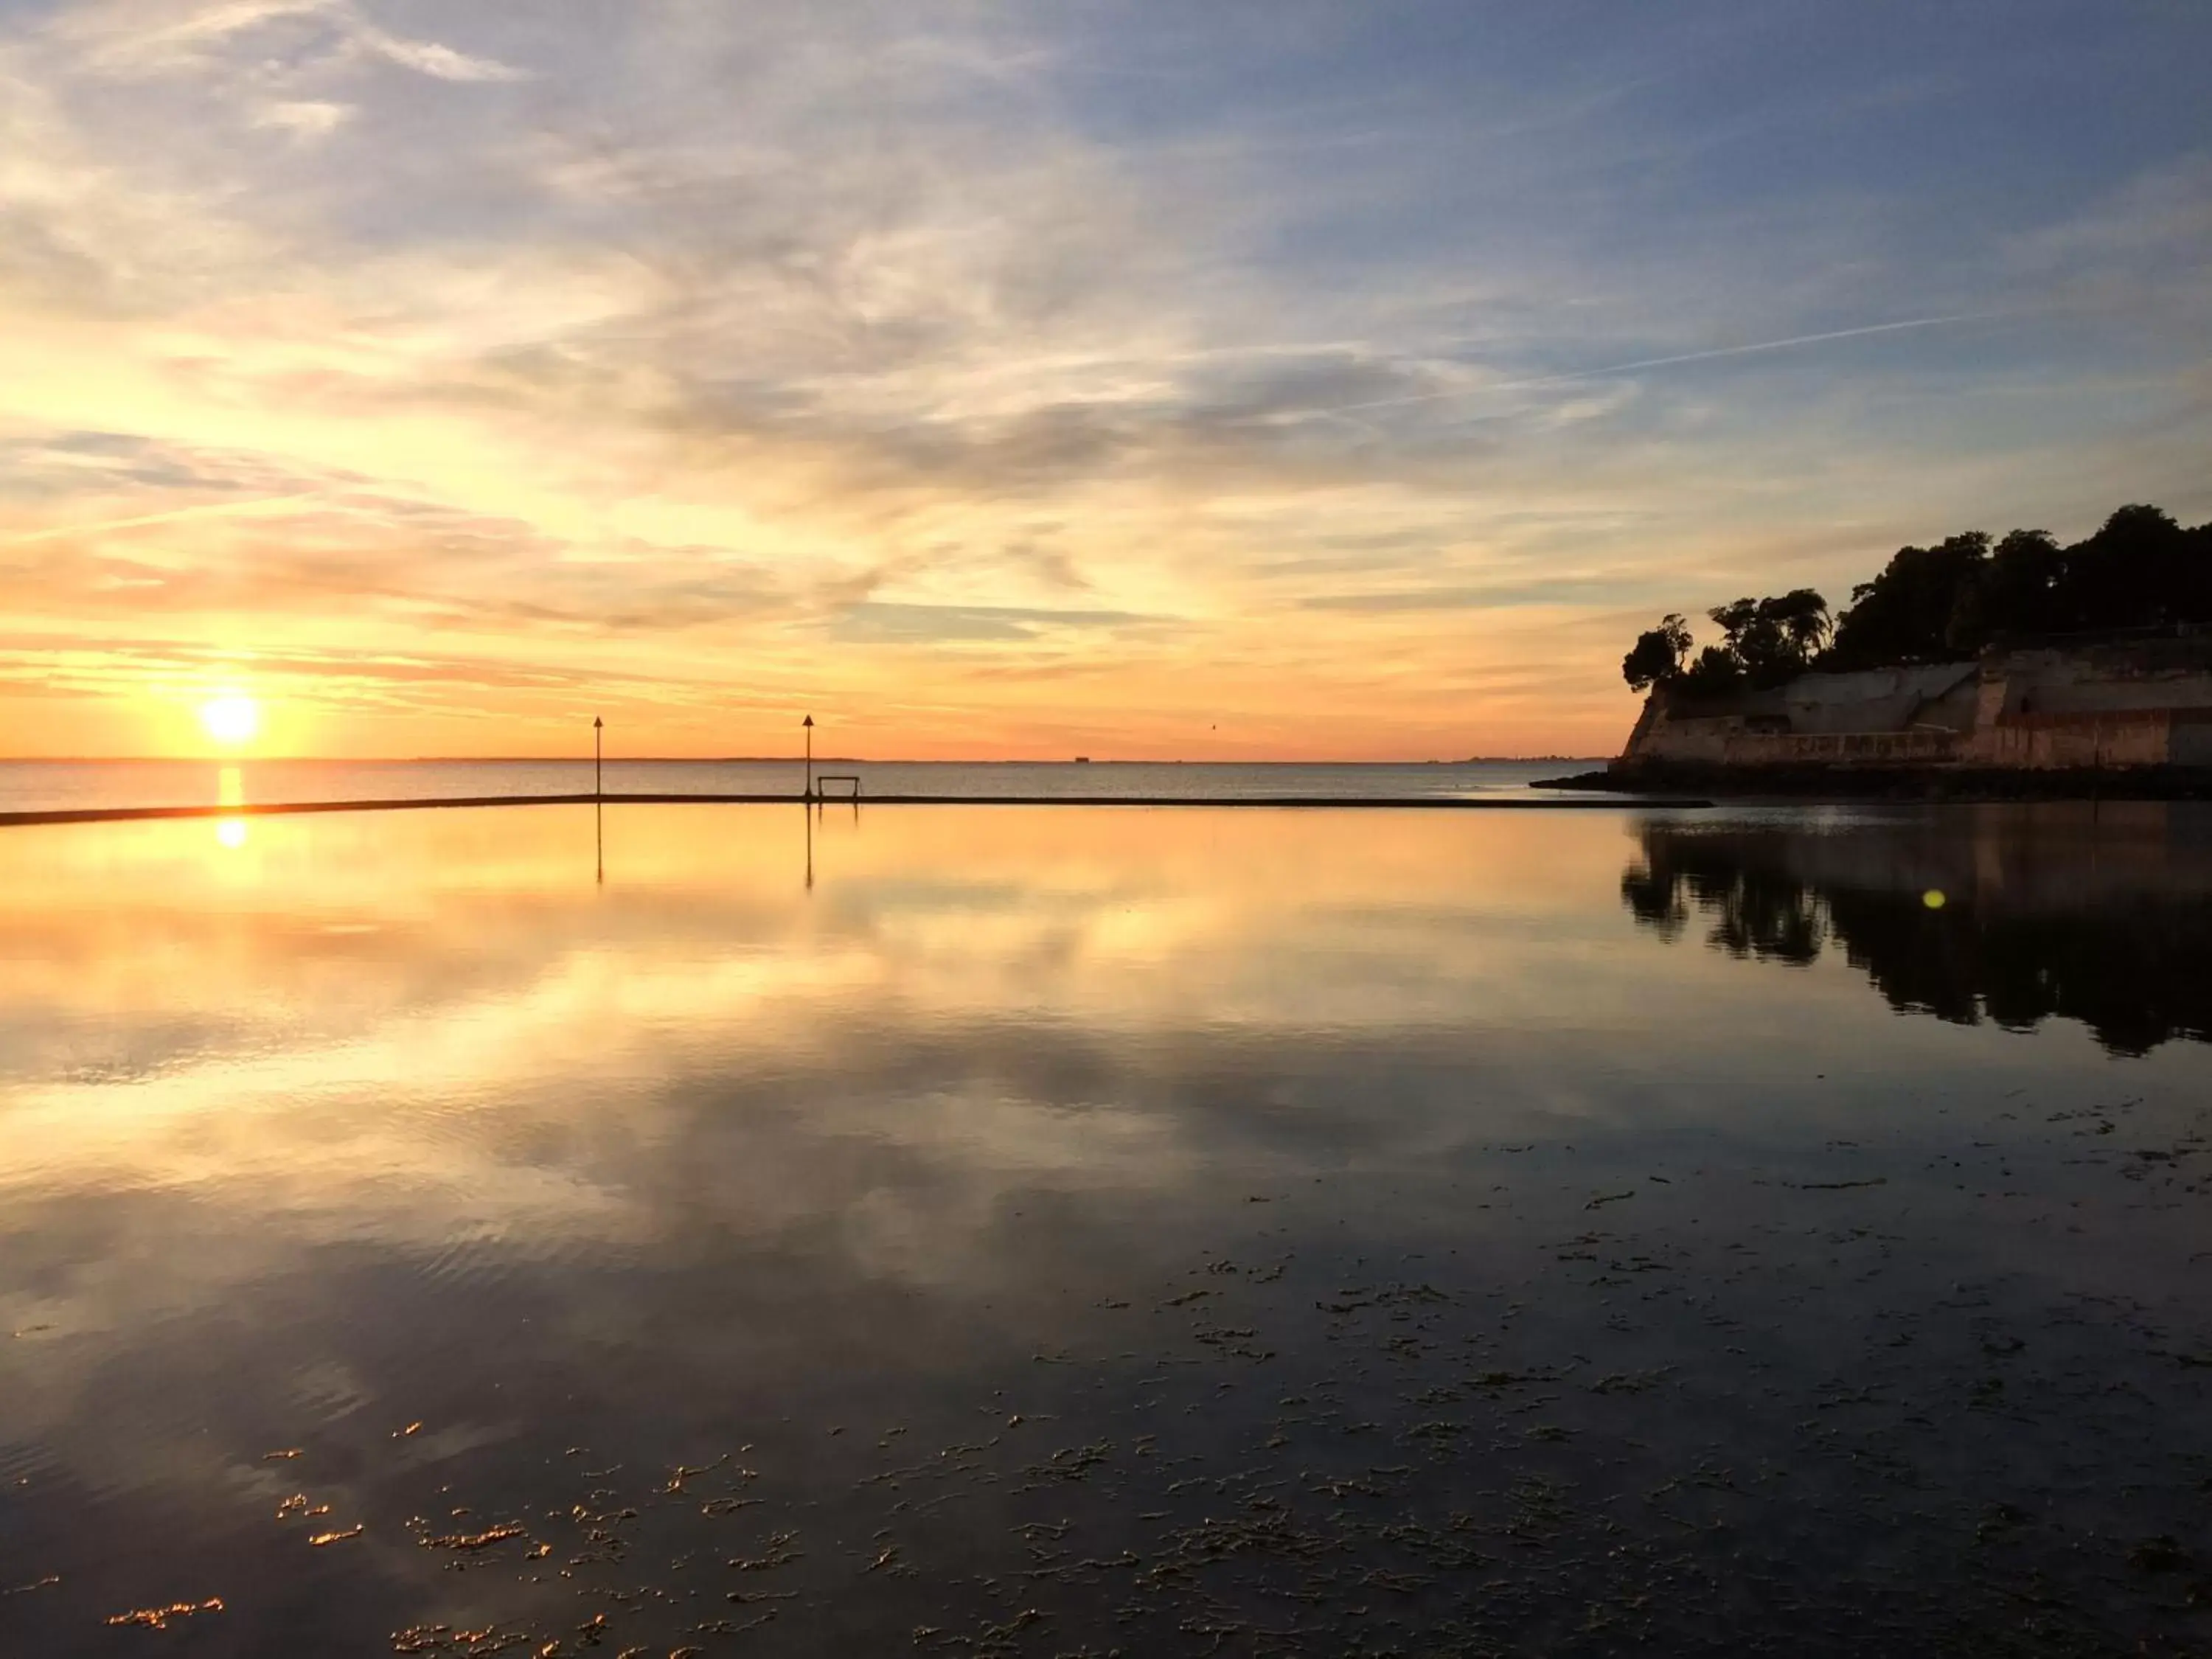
left=0, top=753, right=1608, bottom=767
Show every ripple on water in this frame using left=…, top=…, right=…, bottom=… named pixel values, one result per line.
left=0, top=1435, right=67, bottom=1492
left=408, top=1217, right=622, bottom=1296
left=284, top=1359, right=375, bottom=1427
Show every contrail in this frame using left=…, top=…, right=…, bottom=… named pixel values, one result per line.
left=1, top=493, right=323, bottom=549
left=1320, top=314, right=1981, bottom=418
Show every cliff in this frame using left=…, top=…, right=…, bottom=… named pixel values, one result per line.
left=1610, top=636, right=2212, bottom=791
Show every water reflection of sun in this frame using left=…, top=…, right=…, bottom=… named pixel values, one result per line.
left=216, top=765, right=247, bottom=849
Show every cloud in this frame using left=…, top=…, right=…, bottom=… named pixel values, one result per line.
left=1, top=490, right=324, bottom=546
left=0, top=3, right=2208, bottom=757
left=1310, top=316, right=1988, bottom=421
left=52, top=0, right=527, bottom=83
left=831, top=602, right=1160, bottom=646
left=355, top=28, right=525, bottom=84
left=2001, top=153, right=2212, bottom=332
left=254, top=97, right=350, bottom=136
left=1299, top=574, right=1655, bottom=613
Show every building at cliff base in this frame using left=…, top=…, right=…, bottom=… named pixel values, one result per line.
left=1621, top=637, right=2212, bottom=773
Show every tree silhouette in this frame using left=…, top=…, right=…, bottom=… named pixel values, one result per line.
left=1621, top=613, right=1693, bottom=691
left=1626, top=505, right=2212, bottom=685
left=1624, top=591, right=1831, bottom=694
left=1621, top=820, right=2212, bottom=1055
left=1823, top=532, right=1989, bottom=670
left=2058, top=504, right=2202, bottom=632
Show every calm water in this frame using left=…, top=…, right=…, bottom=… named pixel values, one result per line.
left=0, top=759, right=1596, bottom=815
left=2, top=801, right=2209, bottom=1655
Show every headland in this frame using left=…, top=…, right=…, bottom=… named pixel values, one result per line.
left=1545, top=502, right=2212, bottom=799
left=1547, top=635, right=2212, bottom=799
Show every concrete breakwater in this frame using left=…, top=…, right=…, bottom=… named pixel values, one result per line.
left=0, top=792, right=1717, bottom=829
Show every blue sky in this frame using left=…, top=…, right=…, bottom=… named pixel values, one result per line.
left=0, top=0, right=2205, bottom=756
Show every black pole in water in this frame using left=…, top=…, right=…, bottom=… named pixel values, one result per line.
left=593, top=715, right=604, bottom=800
left=593, top=715, right=605, bottom=884
left=803, top=713, right=814, bottom=803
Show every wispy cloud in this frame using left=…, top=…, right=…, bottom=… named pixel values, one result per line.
left=1, top=491, right=325, bottom=547
left=832, top=602, right=1164, bottom=646
left=253, top=98, right=351, bottom=137
left=1312, top=315, right=1992, bottom=420
left=55, top=0, right=528, bottom=83
left=1299, top=574, right=1655, bottom=613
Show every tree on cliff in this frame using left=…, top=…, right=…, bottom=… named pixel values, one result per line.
left=1623, top=591, right=1829, bottom=695
left=1952, top=529, right=2065, bottom=644
left=1823, top=532, right=1990, bottom=670
left=1622, top=613, right=1693, bottom=690
left=1714, top=590, right=1831, bottom=680
left=1826, top=507, right=2211, bottom=667
left=2059, top=504, right=2208, bottom=631
left=1625, top=504, right=2212, bottom=690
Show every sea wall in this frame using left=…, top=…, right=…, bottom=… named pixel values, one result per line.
left=1622, top=638, right=2212, bottom=775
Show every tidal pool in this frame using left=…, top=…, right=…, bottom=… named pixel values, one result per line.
left=2, top=802, right=2208, bottom=1655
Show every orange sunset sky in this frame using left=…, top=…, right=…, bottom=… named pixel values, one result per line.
left=3, top=2, right=2208, bottom=760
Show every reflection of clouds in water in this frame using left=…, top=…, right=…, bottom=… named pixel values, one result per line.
left=21, top=801, right=2178, bottom=1407
left=1, top=799, right=2087, bottom=1327
left=0, top=801, right=1626, bottom=1117
left=7, top=806, right=2212, bottom=1652
left=0, top=807, right=1662, bottom=1436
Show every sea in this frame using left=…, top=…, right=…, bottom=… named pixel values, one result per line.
left=1, top=785, right=2208, bottom=1654
left=0, top=757, right=1598, bottom=813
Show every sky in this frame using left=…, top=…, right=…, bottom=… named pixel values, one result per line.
left=1, top=0, right=2208, bottom=760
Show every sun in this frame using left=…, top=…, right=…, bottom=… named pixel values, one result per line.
left=199, top=693, right=261, bottom=747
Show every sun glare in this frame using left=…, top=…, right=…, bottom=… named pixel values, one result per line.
left=199, top=694, right=260, bottom=747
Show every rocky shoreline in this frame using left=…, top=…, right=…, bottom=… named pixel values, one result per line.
left=1534, top=763, right=2212, bottom=800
